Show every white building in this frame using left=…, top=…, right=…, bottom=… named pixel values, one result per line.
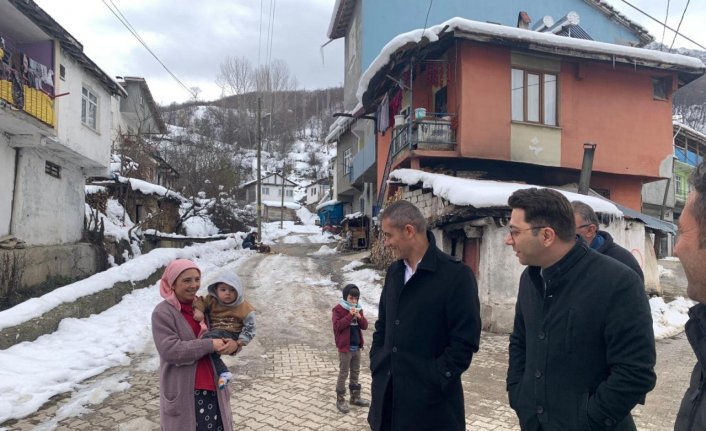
left=305, top=178, right=331, bottom=206
left=0, top=0, right=127, bottom=246
left=242, top=172, right=299, bottom=204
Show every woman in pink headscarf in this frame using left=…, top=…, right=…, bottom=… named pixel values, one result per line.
left=151, top=259, right=238, bottom=431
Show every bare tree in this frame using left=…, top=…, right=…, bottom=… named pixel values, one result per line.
left=216, top=56, right=255, bottom=104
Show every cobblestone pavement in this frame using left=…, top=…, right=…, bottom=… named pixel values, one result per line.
left=2, top=242, right=694, bottom=431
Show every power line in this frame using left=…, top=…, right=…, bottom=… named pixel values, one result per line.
left=670, top=0, right=691, bottom=50
left=619, top=0, right=705, bottom=50
left=101, top=0, right=196, bottom=98
left=258, top=0, right=264, bottom=68
left=660, top=0, right=670, bottom=50
left=420, top=0, right=434, bottom=41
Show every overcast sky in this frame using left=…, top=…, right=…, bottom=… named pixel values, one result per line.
left=32, top=0, right=706, bottom=106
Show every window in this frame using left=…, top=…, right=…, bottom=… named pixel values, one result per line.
left=286, top=190, right=293, bottom=197
left=45, top=161, right=61, bottom=178
left=59, top=64, right=66, bottom=81
left=652, top=77, right=671, bottom=100
left=81, top=86, right=98, bottom=129
left=675, top=175, right=684, bottom=196
left=343, top=148, right=352, bottom=174
left=262, top=186, right=269, bottom=195
left=512, top=68, right=557, bottom=126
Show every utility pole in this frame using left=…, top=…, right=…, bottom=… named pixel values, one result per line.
left=280, top=161, right=286, bottom=229
left=257, top=96, right=262, bottom=240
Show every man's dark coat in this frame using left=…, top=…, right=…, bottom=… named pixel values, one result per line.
left=595, top=231, right=644, bottom=282
left=368, top=232, right=481, bottom=431
left=507, top=241, right=656, bottom=431
left=674, top=303, right=706, bottom=431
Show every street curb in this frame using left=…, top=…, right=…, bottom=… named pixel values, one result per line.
left=0, top=267, right=164, bottom=350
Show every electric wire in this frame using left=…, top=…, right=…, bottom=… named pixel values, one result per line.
left=101, top=0, right=195, bottom=98
left=660, top=0, right=670, bottom=50
left=619, top=0, right=704, bottom=50
left=670, top=0, right=691, bottom=50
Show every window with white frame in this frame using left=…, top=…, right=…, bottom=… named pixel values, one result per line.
left=262, top=186, right=269, bottom=195
left=343, top=148, right=352, bottom=174
left=81, top=86, right=98, bottom=129
left=286, top=189, right=293, bottom=197
left=511, top=68, right=557, bottom=126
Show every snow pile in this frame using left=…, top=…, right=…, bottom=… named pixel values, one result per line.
left=650, top=296, right=694, bottom=340
left=296, top=206, right=317, bottom=225
left=309, top=245, right=337, bottom=256
left=0, top=238, right=238, bottom=332
left=658, top=265, right=675, bottom=278
left=0, top=240, right=248, bottom=424
left=182, top=214, right=220, bottom=237
left=282, top=235, right=307, bottom=244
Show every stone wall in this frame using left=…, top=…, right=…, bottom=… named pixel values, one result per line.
left=0, top=243, right=102, bottom=295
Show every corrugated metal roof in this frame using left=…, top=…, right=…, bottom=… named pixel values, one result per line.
left=556, top=24, right=594, bottom=41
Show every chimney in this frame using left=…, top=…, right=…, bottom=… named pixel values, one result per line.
left=578, top=143, right=597, bottom=195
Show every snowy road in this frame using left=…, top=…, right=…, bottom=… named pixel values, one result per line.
left=0, top=225, right=381, bottom=429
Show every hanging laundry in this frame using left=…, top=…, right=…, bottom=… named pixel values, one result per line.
left=378, top=93, right=389, bottom=132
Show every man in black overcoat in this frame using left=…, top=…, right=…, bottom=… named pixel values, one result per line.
left=368, top=200, right=481, bottom=431
left=674, top=162, right=706, bottom=431
left=506, top=188, right=656, bottom=431
left=571, top=200, right=644, bottom=282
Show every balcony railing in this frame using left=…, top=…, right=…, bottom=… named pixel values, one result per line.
left=391, top=116, right=456, bottom=156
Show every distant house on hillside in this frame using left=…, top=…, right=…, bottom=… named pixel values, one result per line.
left=242, top=172, right=299, bottom=204
left=305, top=178, right=331, bottom=206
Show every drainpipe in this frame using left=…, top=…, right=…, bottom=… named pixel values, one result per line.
left=578, top=143, right=596, bottom=195
left=9, top=147, right=22, bottom=235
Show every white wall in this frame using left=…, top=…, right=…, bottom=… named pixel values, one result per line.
left=0, top=134, right=16, bottom=237
left=53, top=52, right=114, bottom=171
left=11, top=148, right=84, bottom=245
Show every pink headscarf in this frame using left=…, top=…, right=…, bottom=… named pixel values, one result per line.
left=159, top=259, right=208, bottom=335
left=159, top=259, right=201, bottom=311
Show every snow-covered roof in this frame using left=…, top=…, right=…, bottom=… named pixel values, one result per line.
left=241, top=173, right=300, bottom=188
left=327, top=1, right=653, bottom=43
left=114, top=176, right=186, bottom=202
left=316, top=199, right=342, bottom=211
left=673, top=120, right=706, bottom=142
left=325, top=114, right=356, bottom=144
left=262, top=200, right=302, bottom=210
left=389, top=169, right=623, bottom=216
left=85, top=185, right=107, bottom=195
left=357, top=17, right=705, bottom=109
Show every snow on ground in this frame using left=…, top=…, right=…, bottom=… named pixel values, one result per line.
left=651, top=296, right=695, bottom=340
left=658, top=265, right=675, bottom=278
left=0, top=240, right=250, bottom=424
left=182, top=214, right=220, bottom=237
left=309, top=245, right=337, bottom=256
left=296, top=206, right=317, bottom=225
left=0, top=219, right=338, bottom=426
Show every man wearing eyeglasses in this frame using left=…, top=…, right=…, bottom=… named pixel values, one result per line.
left=505, top=188, right=656, bottom=431
left=571, top=200, right=644, bottom=282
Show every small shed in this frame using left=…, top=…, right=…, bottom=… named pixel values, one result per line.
left=342, top=213, right=371, bottom=249
left=316, top=200, right=345, bottom=230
